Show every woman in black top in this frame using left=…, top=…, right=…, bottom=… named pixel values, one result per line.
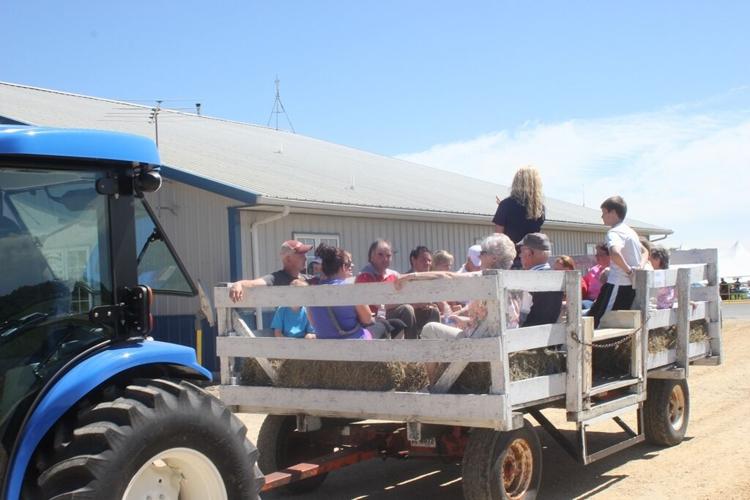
left=493, top=165, right=545, bottom=268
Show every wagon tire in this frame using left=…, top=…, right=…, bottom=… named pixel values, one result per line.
left=257, top=414, right=332, bottom=494
left=644, top=378, right=690, bottom=446
left=462, top=419, right=542, bottom=500
left=34, top=378, right=264, bottom=499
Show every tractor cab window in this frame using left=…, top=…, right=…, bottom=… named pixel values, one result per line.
left=0, top=167, right=114, bottom=454
left=135, top=200, right=195, bottom=295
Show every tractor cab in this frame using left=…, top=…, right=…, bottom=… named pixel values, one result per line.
left=0, top=126, right=196, bottom=491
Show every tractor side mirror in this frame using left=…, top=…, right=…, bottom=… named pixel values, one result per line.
left=89, top=285, right=154, bottom=337
left=125, top=285, right=154, bottom=336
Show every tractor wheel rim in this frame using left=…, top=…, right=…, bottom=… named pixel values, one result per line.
left=123, top=447, right=227, bottom=500
left=668, top=384, right=686, bottom=430
left=501, top=438, right=534, bottom=499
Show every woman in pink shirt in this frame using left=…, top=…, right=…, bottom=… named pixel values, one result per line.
left=582, top=243, right=610, bottom=308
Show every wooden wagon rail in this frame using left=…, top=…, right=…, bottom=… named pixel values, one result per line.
left=214, top=248, right=721, bottom=434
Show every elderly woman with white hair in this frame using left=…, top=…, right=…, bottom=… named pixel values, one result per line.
left=396, top=234, right=521, bottom=333
left=394, top=233, right=523, bottom=383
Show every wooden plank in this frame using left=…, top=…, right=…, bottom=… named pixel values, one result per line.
left=648, top=305, right=704, bottom=328
left=632, top=270, right=652, bottom=397
left=492, top=269, right=566, bottom=292
left=565, top=272, right=584, bottom=414
left=505, top=323, right=566, bottom=353
left=588, top=377, right=639, bottom=396
left=688, top=341, right=710, bottom=358
left=215, top=274, right=501, bottom=309
left=231, top=311, right=279, bottom=384
left=676, top=268, right=691, bottom=375
left=671, top=248, right=718, bottom=265
left=509, top=373, right=566, bottom=406
left=487, top=277, right=511, bottom=421
left=216, top=336, right=504, bottom=363
left=216, top=306, right=231, bottom=385
left=221, top=385, right=511, bottom=430
left=599, top=310, right=640, bottom=329
left=432, top=361, right=469, bottom=394
left=690, top=286, right=717, bottom=303
left=592, top=327, right=636, bottom=342
left=649, top=308, right=675, bottom=329
left=581, top=317, right=594, bottom=399
left=648, top=368, right=685, bottom=380
left=568, top=394, right=640, bottom=423
left=647, top=349, right=677, bottom=370
left=691, top=356, right=720, bottom=366
left=704, top=258, right=723, bottom=364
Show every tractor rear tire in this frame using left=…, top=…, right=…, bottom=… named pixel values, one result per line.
left=256, top=414, right=332, bottom=494
left=35, top=378, right=264, bottom=499
left=644, top=378, right=690, bottom=446
left=462, top=420, right=542, bottom=500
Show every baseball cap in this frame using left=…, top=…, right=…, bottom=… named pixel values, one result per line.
left=280, top=240, right=313, bottom=255
left=467, top=244, right=482, bottom=266
left=519, top=233, right=551, bottom=251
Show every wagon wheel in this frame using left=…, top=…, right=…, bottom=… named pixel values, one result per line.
left=462, top=419, right=542, bottom=500
left=644, top=378, right=690, bottom=446
left=257, top=414, right=333, bottom=493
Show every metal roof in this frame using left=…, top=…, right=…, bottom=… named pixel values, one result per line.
left=0, top=81, right=670, bottom=234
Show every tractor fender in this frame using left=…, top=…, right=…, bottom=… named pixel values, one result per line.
left=5, top=340, right=210, bottom=500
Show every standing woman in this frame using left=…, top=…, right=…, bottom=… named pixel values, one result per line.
left=493, top=165, right=546, bottom=269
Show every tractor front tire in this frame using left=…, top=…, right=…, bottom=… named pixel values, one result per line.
left=35, top=378, right=264, bottom=499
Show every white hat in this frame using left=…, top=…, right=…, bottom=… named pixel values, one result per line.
left=467, top=244, right=482, bottom=266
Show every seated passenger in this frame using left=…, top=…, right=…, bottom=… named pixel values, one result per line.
left=406, top=246, right=440, bottom=335
left=432, top=250, right=455, bottom=272
left=650, top=246, right=675, bottom=309
left=308, top=244, right=403, bottom=339
left=393, top=234, right=522, bottom=383
left=355, top=239, right=419, bottom=339
left=270, top=280, right=315, bottom=339
left=518, top=233, right=563, bottom=326
left=582, top=243, right=609, bottom=308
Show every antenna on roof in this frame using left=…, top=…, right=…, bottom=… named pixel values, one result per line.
left=267, top=76, right=295, bottom=133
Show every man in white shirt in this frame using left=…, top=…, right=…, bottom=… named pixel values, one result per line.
left=587, top=196, right=642, bottom=328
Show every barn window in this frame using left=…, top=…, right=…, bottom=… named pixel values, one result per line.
left=293, top=232, right=341, bottom=272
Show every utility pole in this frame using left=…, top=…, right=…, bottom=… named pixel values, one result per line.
left=267, top=76, right=295, bottom=133
left=149, top=100, right=162, bottom=147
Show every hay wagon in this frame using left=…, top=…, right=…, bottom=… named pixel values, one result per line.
left=213, top=248, right=721, bottom=499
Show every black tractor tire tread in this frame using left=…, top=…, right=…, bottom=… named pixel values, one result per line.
left=644, top=378, right=690, bottom=446
left=35, top=378, right=263, bottom=499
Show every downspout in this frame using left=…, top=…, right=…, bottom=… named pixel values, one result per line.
left=250, top=205, right=291, bottom=328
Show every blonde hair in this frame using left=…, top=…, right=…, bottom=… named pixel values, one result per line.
left=432, top=250, right=454, bottom=270
left=509, top=165, right=544, bottom=219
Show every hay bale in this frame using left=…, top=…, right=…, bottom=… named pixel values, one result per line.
left=594, top=320, right=710, bottom=376
left=399, top=363, right=430, bottom=392
left=239, top=358, right=282, bottom=386
left=451, top=348, right=567, bottom=394
left=276, top=360, right=407, bottom=391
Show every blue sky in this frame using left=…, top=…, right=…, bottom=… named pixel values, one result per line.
left=3, top=1, right=750, bottom=264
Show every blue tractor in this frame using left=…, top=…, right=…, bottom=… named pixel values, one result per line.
left=0, top=126, right=264, bottom=499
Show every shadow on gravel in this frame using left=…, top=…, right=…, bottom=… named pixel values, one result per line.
left=262, top=422, right=684, bottom=500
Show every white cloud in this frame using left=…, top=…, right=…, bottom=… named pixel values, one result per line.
left=398, top=101, right=750, bottom=253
